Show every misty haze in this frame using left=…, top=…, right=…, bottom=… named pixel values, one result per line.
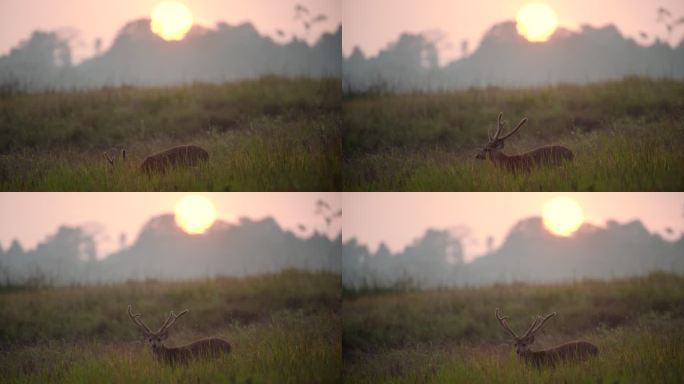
left=0, top=3, right=342, bottom=191
left=343, top=21, right=684, bottom=92
left=0, top=213, right=340, bottom=285
left=343, top=4, right=684, bottom=191
left=0, top=19, right=341, bottom=92
left=343, top=216, right=684, bottom=289
left=342, top=192, right=684, bottom=383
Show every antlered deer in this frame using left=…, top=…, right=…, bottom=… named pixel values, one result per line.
left=475, top=113, right=573, bottom=172
left=104, top=145, right=209, bottom=174
left=495, top=308, right=598, bottom=367
left=128, top=305, right=231, bottom=364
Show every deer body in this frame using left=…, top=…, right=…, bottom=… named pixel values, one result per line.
left=140, top=145, right=209, bottom=174
left=128, top=305, right=231, bottom=365
left=518, top=340, right=598, bottom=367
left=496, top=308, right=598, bottom=367
left=105, top=145, right=209, bottom=174
left=152, top=337, right=232, bottom=364
left=486, top=145, right=574, bottom=172
left=476, top=113, right=573, bottom=172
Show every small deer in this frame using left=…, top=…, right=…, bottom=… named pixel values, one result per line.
left=475, top=113, right=573, bottom=172
left=128, top=305, right=231, bottom=364
left=104, top=145, right=209, bottom=174
left=495, top=308, right=598, bottom=367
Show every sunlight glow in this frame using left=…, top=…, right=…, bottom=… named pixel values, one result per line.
left=516, top=3, right=558, bottom=42
left=150, top=1, right=194, bottom=41
left=174, top=195, right=217, bottom=235
left=542, top=197, right=584, bottom=237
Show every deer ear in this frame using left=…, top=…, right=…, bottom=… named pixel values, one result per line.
left=159, top=330, right=168, bottom=340
left=103, top=152, right=114, bottom=166
left=494, top=140, right=504, bottom=150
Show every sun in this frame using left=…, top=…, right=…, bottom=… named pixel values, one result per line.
left=150, top=1, right=194, bottom=41
left=542, top=197, right=584, bottom=237
left=516, top=3, right=558, bottom=42
left=174, top=195, right=217, bottom=235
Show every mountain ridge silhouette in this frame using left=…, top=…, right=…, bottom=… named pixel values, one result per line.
left=0, top=19, right=341, bottom=91
left=343, top=21, right=684, bottom=92
left=342, top=216, right=684, bottom=289
left=0, top=214, right=340, bottom=284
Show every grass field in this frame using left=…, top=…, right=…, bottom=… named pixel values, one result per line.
left=0, top=77, right=341, bottom=191
left=343, top=77, right=684, bottom=191
left=343, top=273, right=684, bottom=383
left=0, top=270, right=341, bottom=383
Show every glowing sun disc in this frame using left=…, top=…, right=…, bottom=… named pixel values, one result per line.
left=542, top=197, right=584, bottom=237
left=516, top=3, right=558, bottom=42
left=150, top=1, right=194, bottom=41
left=174, top=195, right=217, bottom=235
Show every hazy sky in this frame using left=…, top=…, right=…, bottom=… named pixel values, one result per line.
left=0, top=193, right=341, bottom=258
left=343, top=0, right=684, bottom=63
left=0, top=0, right=340, bottom=62
left=343, top=193, right=684, bottom=262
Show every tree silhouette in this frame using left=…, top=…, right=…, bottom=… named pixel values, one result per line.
left=293, top=4, right=328, bottom=40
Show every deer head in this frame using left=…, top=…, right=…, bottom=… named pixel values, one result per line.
left=495, top=308, right=556, bottom=355
left=475, top=113, right=528, bottom=160
left=103, top=148, right=126, bottom=167
left=128, top=305, right=188, bottom=349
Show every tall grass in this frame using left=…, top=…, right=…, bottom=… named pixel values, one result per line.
left=343, top=273, right=684, bottom=383
left=0, top=77, right=341, bottom=191
left=0, top=270, right=341, bottom=383
left=343, top=77, right=684, bottom=191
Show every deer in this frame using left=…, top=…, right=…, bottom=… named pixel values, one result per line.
left=475, top=113, right=573, bottom=172
left=104, top=145, right=209, bottom=174
left=127, top=305, right=231, bottom=364
left=495, top=308, right=598, bottom=367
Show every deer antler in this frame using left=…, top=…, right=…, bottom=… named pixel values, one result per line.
left=491, top=113, right=505, bottom=141
left=498, top=117, right=528, bottom=141
left=157, top=309, right=189, bottom=334
left=521, top=315, right=542, bottom=338
left=495, top=308, right=519, bottom=339
left=524, top=312, right=557, bottom=338
left=128, top=305, right=153, bottom=334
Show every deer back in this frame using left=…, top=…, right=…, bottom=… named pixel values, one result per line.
left=183, top=337, right=232, bottom=357
left=493, top=145, right=573, bottom=172
left=140, top=145, right=209, bottom=173
left=526, top=145, right=574, bottom=165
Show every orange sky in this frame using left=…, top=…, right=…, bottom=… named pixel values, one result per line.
left=343, top=0, right=684, bottom=64
left=0, top=0, right=340, bottom=63
left=0, top=193, right=341, bottom=258
left=343, top=193, right=684, bottom=262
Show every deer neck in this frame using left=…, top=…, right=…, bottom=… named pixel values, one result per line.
left=152, top=344, right=166, bottom=354
left=487, top=149, right=509, bottom=164
left=153, top=343, right=188, bottom=363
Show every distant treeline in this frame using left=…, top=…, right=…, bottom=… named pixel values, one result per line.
left=344, top=22, right=684, bottom=93
left=343, top=217, right=684, bottom=290
left=0, top=19, right=341, bottom=92
left=0, top=215, right=340, bottom=286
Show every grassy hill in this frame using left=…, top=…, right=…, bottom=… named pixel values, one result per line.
left=343, top=273, right=684, bottom=383
left=0, top=77, right=341, bottom=191
left=343, top=77, right=684, bottom=191
left=0, top=270, right=341, bottom=383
